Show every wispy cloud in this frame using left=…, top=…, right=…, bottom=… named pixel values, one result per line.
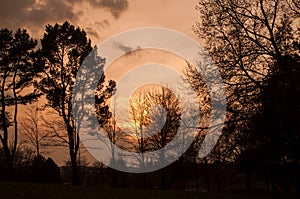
left=114, top=42, right=142, bottom=56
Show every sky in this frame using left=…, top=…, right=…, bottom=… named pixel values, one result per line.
left=0, top=0, right=201, bottom=44
left=0, top=0, right=203, bottom=166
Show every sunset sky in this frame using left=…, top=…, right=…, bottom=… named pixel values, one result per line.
left=0, top=0, right=203, bottom=165
left=0, top=0, right=201, bottom=44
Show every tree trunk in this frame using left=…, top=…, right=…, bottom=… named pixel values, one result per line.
left=4, top=154, right=14, bottom=180
left=67, top=128, right=80, bottom=186
left=161, top=167, right=167, bottom=190
left=0, top=76, right=13, bottom=180
left=271, top=176, right=278, bottom=194
left=204, top=157, right=211, bottom=192
left=160, top=147, right=167, bottom=190
left=246, top=170, right=251, bottom=193
left=216, top=161, right=221, bottom=192
left=143, top=173, right=147, bottom=189
left=296, top=172, right=300, bottom=193
left=265, top=172, right=271, bottom=193
left=71, top=153, right=80, bottom=185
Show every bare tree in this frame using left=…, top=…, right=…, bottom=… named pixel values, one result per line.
left=125, top=86, right=182, bottom=189
left=189, top=0, right=300, bottom=161
left=146, top=87, right=181, bottom=190
left=127, top=91, right=150, bottom=188
left=20, top=103, right=53, bottom=156
left=188, top=0, right=300, bottom=192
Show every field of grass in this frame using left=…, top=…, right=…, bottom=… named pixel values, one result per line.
left=0, top=181, right=298, bottom=199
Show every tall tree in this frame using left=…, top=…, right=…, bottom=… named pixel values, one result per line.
left=0, top=28, right=40, bottom=179
left=188, top=0, right=300, bottom=192
left=189, top=0, right=300, bottom=161
left=146, top=87, right=181, bottom=190
left=39, top=21, right=115, bottom=185
left=249, top=54, right=300, bottom=193
left=127, top=86, right=182, bottom=189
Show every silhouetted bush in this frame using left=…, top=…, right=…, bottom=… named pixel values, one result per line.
left=30, top=155, right=62, bottom=183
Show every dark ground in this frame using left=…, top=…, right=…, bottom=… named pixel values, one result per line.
left=0, top=181, right=298, bottom=199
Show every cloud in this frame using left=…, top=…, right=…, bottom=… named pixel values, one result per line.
left=115, top=42, right=142, bottom=56
left=0, top=0, right=128, bottom=31
left=85, top=27, right=100, bottom=39
left=116, top=42, right=133, bottom=53
left=95, top=20, right=110, bottom=29
left=66, top=0, right=129, bottom=19
left=83, top=20, right=109, bottom=39
left=0, top=0, right=79, bottom=30
left=89, top=0, right=129, bottom=19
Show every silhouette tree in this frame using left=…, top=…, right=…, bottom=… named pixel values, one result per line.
left=126, top=91, right=150, bottom=188
left=145, top=87, right=181, bottom=190
left=101, top=97, right=127, bottom=169
left=39, top=21, right=115, bottom=185
left=20, top=103, right=54, bottom=156
left=248, top=54, right=300, bottom=193
left=192, top=0, right=300, bottom=159
left=0, top=28, right=40, bottom=179
left=93, top=58, right=117, bottom=167
left=189, top=0, right=300, bottom=192
left=126, top=86, right=183, bottom=189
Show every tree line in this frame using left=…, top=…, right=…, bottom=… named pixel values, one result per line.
left=0, top=0, right=299, bottom=194
left=0, top=21, right=115, bottom=185
left=184, top=0, right=300, bottom=194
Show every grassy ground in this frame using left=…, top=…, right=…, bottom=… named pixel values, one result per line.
left=0, top=181, right=298, bottom=199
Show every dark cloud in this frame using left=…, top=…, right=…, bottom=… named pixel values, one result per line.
left=85, top=27, right=100, bottom=39
left=84, top=20, right=109, bottom=39
left=0, top=0, right=78, bottom=30
left=0, top=0, right=128, bottom=31
left=28, top=0, right=79, bottom=25
left=66, top=0, right=129, bottom=19
left=89, top=0, right=129, bottom=19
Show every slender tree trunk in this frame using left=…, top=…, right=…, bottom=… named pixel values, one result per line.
left=265, top=170, right=271, bottom=192
left=246, top=170, right=251, bottom=193
left=296, top=172, right=300, bottom=193
left=271, top=175, right=278, bottom=194
left=160, top=145, right=167, bottom=190
left=216, top=142, right=222, bottom=192
left=6, top=156, right=14, bottom=180
left=161, top=167, right=167, bottom=190
left=216, top=163, right=221, bottom=192
left=67, top=126, right=80, bottom=185
left=181, top=164, right=186, bottom=191
left=4, top=69, right=20, bottom=181
left=0, top=76, right=13, bottom=180
left=142, top=153, right=146, bottom=189
left=35, top=104, right=40, bottom=157
left=12, top=69, right=18, bottom=164
left=204, top=157, right=211, bottom=192
left=140, top=127, right=146, bottom=189
left=195, top=174, right=199, bottom=192
left=70, top=153, right=80, bottom=185
left=167, top=161, right=179, bottom=190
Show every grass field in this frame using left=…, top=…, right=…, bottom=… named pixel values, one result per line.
left=0, top=182, right=298, bottom=199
